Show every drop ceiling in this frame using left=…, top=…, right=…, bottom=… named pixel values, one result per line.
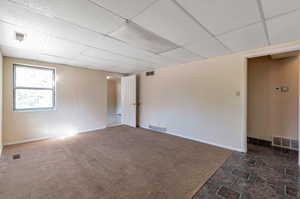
left=0, top=0, right=299, bottom=73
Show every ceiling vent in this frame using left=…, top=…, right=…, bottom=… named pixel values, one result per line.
left=15, top=32, right=25, bottom=42
left=146, top=71, right=155, bottom=76
left=111, top=21, right=179, bottom=54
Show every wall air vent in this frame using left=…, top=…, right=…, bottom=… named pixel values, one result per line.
left=272, top=136, right=298, bottom=151
left=149, top=125, right=167, bottom=133
left=146, top=71, right=155, bottom=76
left=12, top=154, right=21, bottom=160
left=291, top=139, right=299, bottom=150
left=272, top=136, right=281, bottom=146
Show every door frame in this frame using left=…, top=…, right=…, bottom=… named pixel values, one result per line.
left=241, top=46, right=300, bottom=165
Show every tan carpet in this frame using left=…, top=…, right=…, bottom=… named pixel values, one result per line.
left=0, top=126, right=231, bottom=199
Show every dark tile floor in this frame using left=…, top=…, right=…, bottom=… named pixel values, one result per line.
left=193, top=144, right=300, bottom=199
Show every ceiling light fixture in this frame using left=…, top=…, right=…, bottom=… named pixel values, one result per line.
left=111, top=20, right=179, bottom=54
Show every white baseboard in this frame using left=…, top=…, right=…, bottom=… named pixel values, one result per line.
left=4, top=126, right=106, bottom=146
left=141, top=125, right=243, bottom=152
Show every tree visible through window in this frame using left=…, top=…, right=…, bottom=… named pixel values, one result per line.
left=13, top=64, right=55, bottom=111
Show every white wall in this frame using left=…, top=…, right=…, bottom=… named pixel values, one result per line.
left=139, top=40, right=300, bottom=152
left=3, top=57, right=112, bottom=145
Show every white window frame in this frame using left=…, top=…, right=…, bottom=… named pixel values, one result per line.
left=13, top=64, right=56, bottom=112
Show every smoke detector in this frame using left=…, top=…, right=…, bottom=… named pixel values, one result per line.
left=15, top=32, right=26, bottom=42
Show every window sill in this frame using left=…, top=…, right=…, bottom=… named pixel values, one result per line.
left=13, top=108, right=56, bottom=112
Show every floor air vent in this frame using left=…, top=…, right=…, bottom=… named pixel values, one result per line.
left=272, top=136, right=298, bottom=151
left=149, top=125, right=167, bottom=133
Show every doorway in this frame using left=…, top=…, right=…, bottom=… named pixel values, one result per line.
left=107, top=76, right=122, bottom=127
left=246, top=52, right=299, bottom=157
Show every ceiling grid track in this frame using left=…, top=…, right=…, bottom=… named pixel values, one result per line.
left=215, top=21, right=262, bottom=37
left=170, top=0, right=232, bottom=53
left=266, top=8, right=300, bottom=20
left=256, top=0, right=271, bottom=45
left=2, top=0, right=300, bottom=73
left=4, top=0, right=159, bottom=66
left=87, top=0, right=126, bottom=20
left=7, top=0, right=108, bottom=37
left=129, top=0, right=160, bottom=20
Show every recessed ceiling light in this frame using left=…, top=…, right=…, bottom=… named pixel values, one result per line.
left=15, top=32, right=26, bottom=42
left=111, top=20, right=179, bottom=54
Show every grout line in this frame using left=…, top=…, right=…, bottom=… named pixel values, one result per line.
left=170, top=0, right=232, bottom=53
left=256, top=0, right=271, bottom=45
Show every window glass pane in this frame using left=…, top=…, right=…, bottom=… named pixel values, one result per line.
left=15, top=89, right=54, bottom=110
left=15, top=66, right=54, bottom=88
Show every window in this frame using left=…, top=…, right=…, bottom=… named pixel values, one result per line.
left=13, top=64, right=55, bottom=111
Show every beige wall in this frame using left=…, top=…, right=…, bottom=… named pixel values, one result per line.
left=107, top=78, right=119, bottom=115
left=139, top=54, right=245, bottom=151
left=0, top=51, right=3, bottom=154
left=139, top=40, right=300, bottom=152
left=248, top=56, right=299, bottom=141
left=3, top=57, right=109, bottom=145
left=116, top=79, right=121, bottom=114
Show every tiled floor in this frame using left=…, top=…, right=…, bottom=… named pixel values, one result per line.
left=193, top=144, right=300, bottom=199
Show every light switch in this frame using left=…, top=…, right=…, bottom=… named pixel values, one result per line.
left=280, top=86, right=289, bottom=92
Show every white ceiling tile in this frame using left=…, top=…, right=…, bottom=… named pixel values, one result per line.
left=267, top=11, right=300, bottom=45
left=36, top=54, right=74, bottom=66
left=0, top=21, right=48, bottom=52
left=184, top=38, right=230, bottom=58
left=69, top=55, right=124, bottom=72
left=0, top=1, right=102, bottom=46
left=160, top=48, right=203, bottom=62
left=9, top=0, right=125, bottom=34
left=37, top=18, right=101, bottom=47
left=260, top=0, right=300, bottom=18
left=111, top=21, right=178, bottom=54
left=82, top=47, right=132, bottom=61
left=81, top=47, right=154, bottom=67
left=92, top=36, right=156, bottom=61
left=1, top=45, right=40, bottom=60
left=133, top=0, right=213, bottom=46
left=217, top=23, right=268, bottom=52
left=89, top=0, right=156, bottom=19
left=72, top=55, right=118, bottom=67
left=176, top=0, right=261, bottom=35
left=146, top=54, right=180, bottom=66
left=43, top=37, right=87, bottom=59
